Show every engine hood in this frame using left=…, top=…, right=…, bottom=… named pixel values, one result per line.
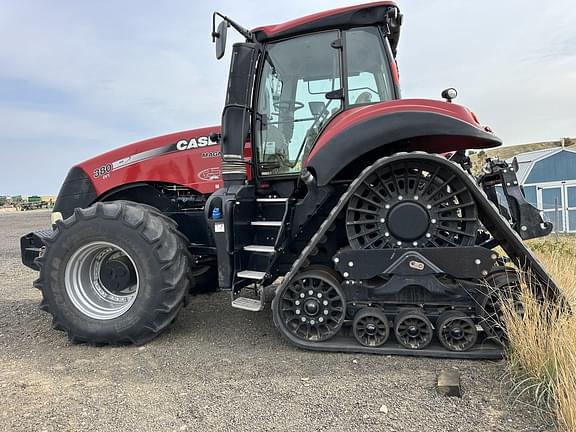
left=76, top=126, right=223, bottom=196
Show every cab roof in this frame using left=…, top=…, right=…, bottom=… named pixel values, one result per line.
left=252, top=2, right=401, bottom=55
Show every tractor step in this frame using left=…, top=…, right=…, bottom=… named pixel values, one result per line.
left=237, top=270, right=266, bottom=280
left=243, top=245, right=275, bottom=253
left=256, top=197, right=288, bottom=203
left=250, top=221, right=282, bottom=227
left=231, top=297, right=264, bottom=311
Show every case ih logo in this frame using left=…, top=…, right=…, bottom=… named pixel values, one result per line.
left=176, top=136, right=217, bottom=151
left=197, top=167, right=221, bottom=181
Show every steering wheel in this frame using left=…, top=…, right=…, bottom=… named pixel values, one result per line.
left=273, top=101, right=304, bottom=112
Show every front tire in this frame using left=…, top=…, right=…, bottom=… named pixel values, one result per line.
left=35, top=201, right=191, bottom=345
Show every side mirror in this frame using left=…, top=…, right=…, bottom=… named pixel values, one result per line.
left=214, top=20, right=228, bottom=60
left=308, top=101, right=326, bottom=117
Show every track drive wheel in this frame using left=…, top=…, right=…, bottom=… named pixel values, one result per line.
left=353, top=308, right=390, bottom=347
left=34, top=201, right=191, bottom=345
left=394, top=309, right=433, bottom=349
left=272, top=267, right=346, bottom=343
left=346, top=158, right=478, bottom=249
left=437, top=311, right=478, bottom=352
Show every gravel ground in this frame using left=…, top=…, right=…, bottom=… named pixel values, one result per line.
left=0, top=210, right=552, bottom=432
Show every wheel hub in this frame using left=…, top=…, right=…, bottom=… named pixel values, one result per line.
left=386, top=202, right=429, bottom=241
left=64, top=242, right=140, bottom=320
left=365, top=323, right=377, bottom=335
left=450, top=327, right=464, bottom=339
left=99, top=258, right=134, bottom=293
left=304, top=299, right=320, bottom=316
left=407, top=325, right=419, bottom=336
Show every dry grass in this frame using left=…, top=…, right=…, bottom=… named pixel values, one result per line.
left=501, top=235, right=576, bottom=431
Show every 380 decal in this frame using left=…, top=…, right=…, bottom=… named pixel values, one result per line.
left=93, top=163, right=112, bottom=178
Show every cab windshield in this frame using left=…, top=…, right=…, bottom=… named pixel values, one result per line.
left=255, top=27, right=395, bottom=175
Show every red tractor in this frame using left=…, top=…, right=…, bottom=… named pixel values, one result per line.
left=22, top=2, right=561, bottom=358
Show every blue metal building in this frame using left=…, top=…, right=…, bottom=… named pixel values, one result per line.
left=510, top=147, right=576, bottom=233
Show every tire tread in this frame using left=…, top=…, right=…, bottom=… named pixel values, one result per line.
left=35, top=200, right=192, bottom=345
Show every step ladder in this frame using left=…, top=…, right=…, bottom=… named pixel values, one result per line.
left=231, top=196, right=289, bottom=311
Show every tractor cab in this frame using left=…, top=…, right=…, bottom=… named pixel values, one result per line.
left=212, top=2, right=402, bottom=183
left=208, top=3, right=404, bottom=306
left=254, top=27, right=398, bottom=176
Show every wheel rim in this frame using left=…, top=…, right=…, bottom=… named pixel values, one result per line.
left=65, top=241, right=139, bottom=320
left=278, top=271, right=345, bottom=342
left=353, top=309, right=389, bottom=347
left=346, top=160, right=477, bottom=249
left=437, top=313, right=478, bottom=351
left=395, top=312, right=433, bottom=349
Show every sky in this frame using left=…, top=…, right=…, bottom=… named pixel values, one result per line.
left=1, top=0, right=575, bottom=195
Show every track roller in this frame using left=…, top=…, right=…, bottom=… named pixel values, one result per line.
left=352, top=308, right=390, bottom=347
left=394, top=309, right=433, bottom=349
left=436, top=311, right=478, bottom=352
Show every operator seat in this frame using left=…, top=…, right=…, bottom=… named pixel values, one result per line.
left=354, top=91, right=373, bottom=104
left=259, top=92, right=290, bottom=173
left=261, top=124, right=289, bottom=161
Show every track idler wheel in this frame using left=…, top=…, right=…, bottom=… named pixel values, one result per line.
left=436, top=311, right=478, bottom=352
left=479, top=268, right=523, bottom=345
left=352, top=308, right=390, bottom=347
left=394, top=310, right=433, bottom=349
left=273, top=267, right=346, bottom=343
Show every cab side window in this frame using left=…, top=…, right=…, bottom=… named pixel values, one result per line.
left=345, top=27, right=394, bottom=105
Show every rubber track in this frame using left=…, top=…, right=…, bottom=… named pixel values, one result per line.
left=272, top=152, right=563, bottom=358
left=34, top=200, right=192, bottom=345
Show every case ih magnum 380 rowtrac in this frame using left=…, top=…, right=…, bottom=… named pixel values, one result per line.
left=22, top=2, right=564, bottom=358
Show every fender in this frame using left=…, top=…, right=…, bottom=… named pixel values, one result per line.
left=305, top=99, right=502, bottom=186
left=53, top=166, right=98, bottom=219
left=53, top=177, right=193, bottom=220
